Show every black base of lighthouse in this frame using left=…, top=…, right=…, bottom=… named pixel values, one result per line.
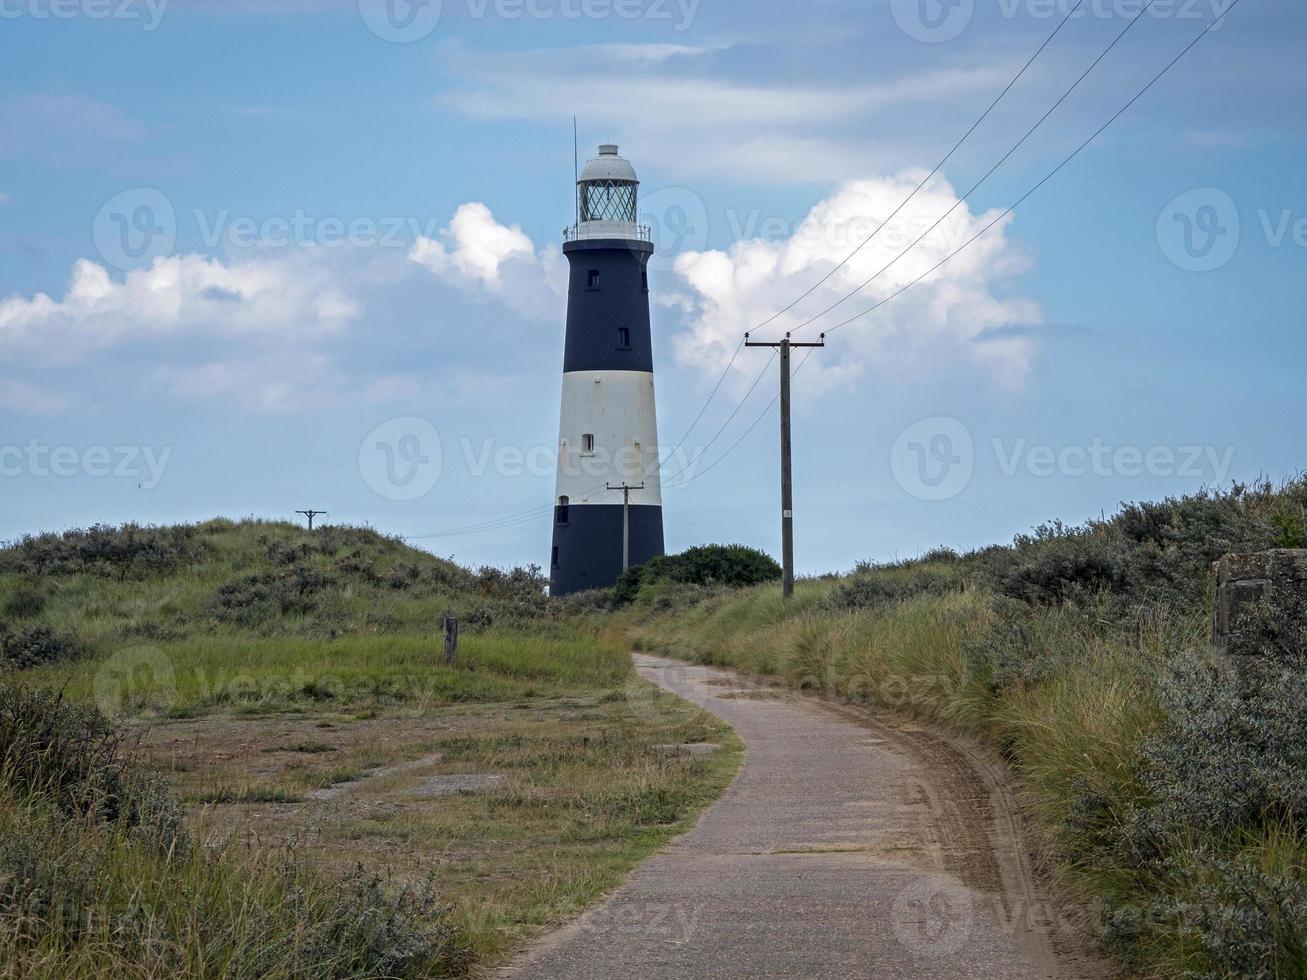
left=550, top=505, right=664, bottom=596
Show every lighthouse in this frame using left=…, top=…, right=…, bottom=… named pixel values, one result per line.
left=550, top=144, right=664, bottom=595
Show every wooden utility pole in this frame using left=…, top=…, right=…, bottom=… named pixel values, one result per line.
left=607, top=482, right=645, bottom=572
left=296, top=510, right=327, bottom=530
left=744, top=332, right=825, bottom=598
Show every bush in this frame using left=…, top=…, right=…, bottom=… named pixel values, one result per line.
left=614, top=545, right=780, bottom=604
left=0, top=625, right=85, bottom=672
left=211, top=564, right=335, bottom=624
left=0, top=524, right=206, bottom=580
left=0, top=684, right=184, bottom=851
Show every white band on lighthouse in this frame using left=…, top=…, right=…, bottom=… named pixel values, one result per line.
left=555, top=370, right=662, bottom=507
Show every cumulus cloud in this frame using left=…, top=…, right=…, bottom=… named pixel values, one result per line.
left=410, top=202, right=566, bottom=321
left=0, top=253, right=360, bottom=367
left=670, top=172, right=1042, bottom=391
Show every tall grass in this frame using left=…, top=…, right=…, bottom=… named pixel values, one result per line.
left=629, top=479, right=1307, bottom=977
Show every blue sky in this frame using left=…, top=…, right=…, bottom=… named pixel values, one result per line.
left=1, top=0, right=1303, bottom=573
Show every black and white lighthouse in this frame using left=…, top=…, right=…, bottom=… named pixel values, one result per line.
left=550, top=144, right=664, bottom=595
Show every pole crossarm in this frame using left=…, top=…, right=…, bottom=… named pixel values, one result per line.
left=744, top=331, right=827, bottom=350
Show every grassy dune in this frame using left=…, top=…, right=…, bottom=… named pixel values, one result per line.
left=626, top=480, right=1307, bottom=978
left=0, top=520, right=739, bottom=977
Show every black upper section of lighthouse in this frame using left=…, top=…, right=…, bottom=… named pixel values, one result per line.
left=561, top=237, right=655, bottom=374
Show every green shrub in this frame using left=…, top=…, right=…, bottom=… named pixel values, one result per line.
left=0, top=523, right=207, bottom=579
left=0, top=625, right=85, bottom=672
left=614, top=545, right=780, bottom=604
left=0, top=684, right=184, bottom=851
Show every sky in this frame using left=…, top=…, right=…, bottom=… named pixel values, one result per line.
left=1, top=0, right=1303, bottom=574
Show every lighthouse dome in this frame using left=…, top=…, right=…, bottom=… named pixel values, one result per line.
left=579, top=144, right=638, bottom=183
left=569, top=143, right=650, bottom=243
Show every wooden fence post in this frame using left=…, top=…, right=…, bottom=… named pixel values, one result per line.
left=442, top=616, right=459, bottom=666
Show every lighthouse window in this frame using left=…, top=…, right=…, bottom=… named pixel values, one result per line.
left=617, top=327, right=631, bottom=350
left=642, top=270, right=648, bottom=292
left=551, top=546, right=559, bottom=568
left=587, top=269, right=601, bottom=290
left=581, top=434, right=595, bottom=454
left=557, top=496, right=570, bottom=525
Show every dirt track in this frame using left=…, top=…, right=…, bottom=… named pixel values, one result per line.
left=499, top=654, right=1105, bottom=979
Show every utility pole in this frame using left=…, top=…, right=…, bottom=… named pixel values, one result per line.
left=607, top=482, right=645, bottom=572
left=296, top=510, right=327, bottom=530
left=744, top=332, right=825, bottom=598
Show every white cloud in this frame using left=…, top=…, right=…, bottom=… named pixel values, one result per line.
left=0, top=253, right=360, bottom=366
left=0, top=192, right=12, bottom=208
left=670, top=172, right=1042, bottom=391
left=410, top=202, right=566, bottom=321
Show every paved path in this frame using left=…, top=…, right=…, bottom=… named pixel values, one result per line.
left=502, top=655, right=1080, bottom=979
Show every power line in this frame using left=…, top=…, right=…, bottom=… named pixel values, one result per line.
left=407, top=0, right=1241, bottom=542
left=403, top=9, right=1093, bottom=543
left=748, top=0, right=1089, bottom=337
left=780, top=0, right=1164, bottom=340
left=824, top=0, right=1244, bottom=338
left=677, top=2, right=1242, bottom=486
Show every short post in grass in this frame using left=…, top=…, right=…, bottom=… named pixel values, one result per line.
left=442, top=616, right=459, bottom=665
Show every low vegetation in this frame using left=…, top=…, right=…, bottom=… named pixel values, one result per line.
left=626, top=478, right=1307, bottom=978
left=0, top=519, right=739, bottom=976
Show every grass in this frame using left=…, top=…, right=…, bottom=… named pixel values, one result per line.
left=624, top=479, right=1307, bottom=978
left=0, top=520, right=743, bottom=976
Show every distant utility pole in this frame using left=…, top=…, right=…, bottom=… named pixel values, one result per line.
left=607, top=482, right=645, bottom=572
left=744, top=331, right=826, bottom=599
left=296, top=510, right=327, bottom=530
